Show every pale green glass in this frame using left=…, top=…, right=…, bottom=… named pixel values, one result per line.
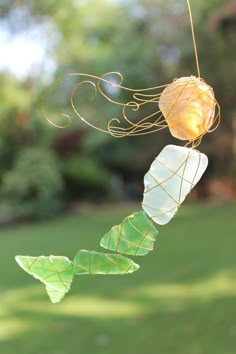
left=73, top=250, right=139, bottom=275
left=15, top=255, right=74, bottom=303
left=100, top=211, right=158, bottom=256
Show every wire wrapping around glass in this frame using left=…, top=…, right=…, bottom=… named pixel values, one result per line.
left=142, top=145, right=208, bottom=225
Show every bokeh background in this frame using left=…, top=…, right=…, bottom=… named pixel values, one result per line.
left=0, top=0, right=235, bottom=353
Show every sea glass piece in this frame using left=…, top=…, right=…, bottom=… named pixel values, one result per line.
left=159, top=76, right=216, bottom=140
left=73, top=250, right=139, bottom=275
left=100, top=211, right=158, bottom=256
left=142, top=144, right=208, bottom=225
left=15, top=255, right=74, bottom=303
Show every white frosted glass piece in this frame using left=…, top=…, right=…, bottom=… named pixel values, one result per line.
left=142, top=144, right=208, bottom=225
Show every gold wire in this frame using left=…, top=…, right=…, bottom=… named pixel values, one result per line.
left=42, top=71, right=169, bottom=137
left=186, top=0, right=201, bottom=78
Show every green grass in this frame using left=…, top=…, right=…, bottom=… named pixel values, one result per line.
left=0, top=202, right=236, bottom=354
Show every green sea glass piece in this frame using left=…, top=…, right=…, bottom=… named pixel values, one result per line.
left=15, top=255, right=74, bottom=303
left=73, top=250, right=139, bottom=275
left=100, top=211, right=158, bottom=256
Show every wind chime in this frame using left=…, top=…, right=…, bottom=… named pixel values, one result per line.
left=15, top=0, right=220, bottom=303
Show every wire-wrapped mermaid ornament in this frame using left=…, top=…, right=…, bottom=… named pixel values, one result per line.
left=16, top=0, right=221, bottom=303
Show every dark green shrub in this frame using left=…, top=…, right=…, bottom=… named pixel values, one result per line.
left=1, top=147, right=64, bottom=219
left=63, top=154, right=111, bottom=201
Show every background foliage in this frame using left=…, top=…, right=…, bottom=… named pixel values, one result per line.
left=0, top=0, right=235, bottom=221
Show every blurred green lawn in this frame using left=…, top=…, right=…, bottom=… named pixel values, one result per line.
left=0, top=202, right=236, bottom=354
